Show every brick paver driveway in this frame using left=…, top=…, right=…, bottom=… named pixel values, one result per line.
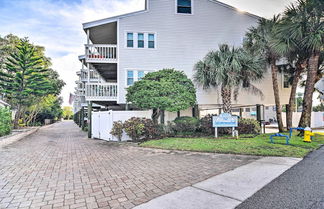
left=0, top=121, right=259, bottom=209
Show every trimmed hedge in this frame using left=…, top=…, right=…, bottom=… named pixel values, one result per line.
left=173, top=116, right=199, bottom=134
left=0, top=108, right=12, bottom=137
left=237, top=118, right=261, bottom=134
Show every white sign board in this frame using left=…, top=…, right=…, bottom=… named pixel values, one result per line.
left=213, top=113, right=238, bottom=127
left=212, top=113, right=238, bottom=138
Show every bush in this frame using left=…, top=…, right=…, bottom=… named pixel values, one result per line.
left=0, top=108, right=12, bottom=137
left=110, top=121, right=124, bottom=141
left=173, top=116, right=199, bottom=134
left=237, top=118, right=261, bottom=134
left=123, top=117, right=145, bottom=141
left=142, top=118, right=160, bottom=140
left=199, top=114, right=217, bottom=135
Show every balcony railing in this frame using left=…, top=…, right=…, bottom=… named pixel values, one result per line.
left=85, top=44, right=117, bottom=63
left=86, top=83, right=117, bottom=101
left=79, top=69, right=100, bottom=82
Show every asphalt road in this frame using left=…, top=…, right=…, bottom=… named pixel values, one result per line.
left=236, top=146, right=324, bottom=209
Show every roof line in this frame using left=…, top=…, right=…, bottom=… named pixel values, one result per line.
left=209, top=0, right=262, bottom=19
left=83, top=0, right=262, bottom=30
left=83, top=9, right=147, bottom=29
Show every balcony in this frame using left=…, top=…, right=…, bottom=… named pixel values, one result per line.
left=85, top=44, right=117, bottom=63
left=79, top=69, right=101, bottom=82
left=85, top=83, right=117, bottom=101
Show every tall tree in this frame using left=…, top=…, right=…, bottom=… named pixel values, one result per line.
left=244, top=16, right=286, bottom=132
left=279, top=0, right=324, bottom=127
left=194, top=44, right=265, bottom=113
left=0, top=39, right=52, bottom=128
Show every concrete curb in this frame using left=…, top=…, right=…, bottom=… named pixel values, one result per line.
left=0, top=127, right=39, bottom=148
left=0, top=122, right=58, bottom=148
left=134, top=156, right=302, bottom=209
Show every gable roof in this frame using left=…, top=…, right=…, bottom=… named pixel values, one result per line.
left=83, top=0, right=261, bottom=30
left=209, top=0, right=262, bottom=19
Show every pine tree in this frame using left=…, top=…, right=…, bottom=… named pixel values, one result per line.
left=0, top=38, right=52, bottom=128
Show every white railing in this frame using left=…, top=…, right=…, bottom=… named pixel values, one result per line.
left=85, top=44, right=117, bottom=63
left=89, top=70, right=100, bottom=81
left=80, top=69, right=100, bottom=82
left=86, top=83, right=117, bottom=101
left=80, top=70, right=87, bottom=81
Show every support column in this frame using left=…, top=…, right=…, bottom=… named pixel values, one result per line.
left=192, top=105, right=199, bottom=119
left=87, top=62, right=90, bottom=83
left=86, top=29, right=90, bottom=45
left=87, top=101, right=92, bottom=138
left=81, top=107, right=85, bottom=130
left=78, top=109, right=82, bottom=128
left=239, top=108, right=243, bottom=118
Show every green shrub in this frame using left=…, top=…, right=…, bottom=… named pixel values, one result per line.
left=123, top=117, right=145, bottom=141
left=0, top=107, right=12, bottom=137
left=110, top=121, right=123, bottom=141
left=173, top=116, right=199, bottom=134
left=237, top=118, right=261, bottom=134
left=142, top=118, right=159, bottom=140
left=199, top=114, right=217, bottom=135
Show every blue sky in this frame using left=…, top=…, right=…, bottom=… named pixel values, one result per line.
left=0, top=0, right=294, bottom=106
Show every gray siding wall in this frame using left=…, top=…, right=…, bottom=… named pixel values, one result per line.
left=117, top=0, right=290, bottom=105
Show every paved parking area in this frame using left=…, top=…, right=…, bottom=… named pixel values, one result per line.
left=0, top=121, right=259, bottom=209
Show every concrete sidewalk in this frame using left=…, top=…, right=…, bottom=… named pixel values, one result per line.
left=134, top=157, right=302, bottom=209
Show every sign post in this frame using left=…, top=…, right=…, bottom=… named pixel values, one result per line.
left=212, top=113, right=238, bottom=138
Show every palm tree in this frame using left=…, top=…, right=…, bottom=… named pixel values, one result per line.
left=244, top=15, right=286, bottom=132
left=274, top=0, right=324, bottom=127
left=271, top=20, right=309, bottom=129
left=194, top=44, right=265, bottom=113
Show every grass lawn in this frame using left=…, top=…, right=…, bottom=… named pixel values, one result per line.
left=140, top=132, right=324, bottom=158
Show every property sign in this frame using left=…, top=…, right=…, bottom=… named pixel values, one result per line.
left=212, top=113, right=238, bottom=128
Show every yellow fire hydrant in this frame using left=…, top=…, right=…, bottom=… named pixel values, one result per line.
left=304, top=127, right=314, bottom=143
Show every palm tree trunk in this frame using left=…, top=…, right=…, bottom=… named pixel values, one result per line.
left=286, top=61, right=305, bottom=129
left=270, top=60, right=285, bottom=132
left=298, top=52, right=320, bottom=127
left=221, top=85, right=232, bottom=113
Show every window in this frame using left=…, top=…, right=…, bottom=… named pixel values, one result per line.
left=148, top=34, right=155, bottom=48
left=138, top=33, right=144, bottom=48
left=177, top=0, right=192, bottom=14
left=127, top=70, right=147, bottom=85
left=245, top=108, right=250, bottom=112
left=127, top=71, right=134, bottom=85
left=127, top=33, right=134, bottom=48
left=138, top=71, right=145, bottom=80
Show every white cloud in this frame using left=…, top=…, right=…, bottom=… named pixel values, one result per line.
left=0, top=0, right=295, bottom=106
left=0, top=0, right=145, bottom=106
